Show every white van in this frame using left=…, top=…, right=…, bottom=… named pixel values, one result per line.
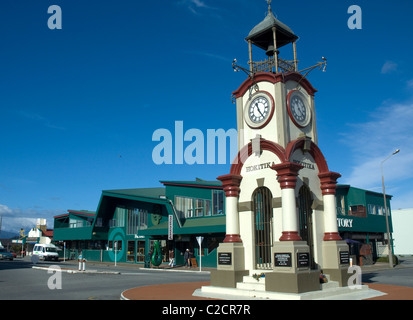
left=33, top=244, right=59, bottom=261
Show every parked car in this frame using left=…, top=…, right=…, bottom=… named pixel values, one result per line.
left=0, top=248, right=14, bottom=260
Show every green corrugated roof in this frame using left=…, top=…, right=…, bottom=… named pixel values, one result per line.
left=103, top=187, right=166, bottom=199
left=160, top=180, right=222, bottom=188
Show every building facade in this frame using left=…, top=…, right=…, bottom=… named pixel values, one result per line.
left=335, top=185, right=393, bottom=264
left=53, top=180, right=393, bottom=268
left=391, top=208, right=413, bottom=255
left=53, top=180, right=226, bottom=267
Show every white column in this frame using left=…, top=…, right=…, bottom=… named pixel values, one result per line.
left=323, top=194, right=339, bottom=235
left=272, top=162, right=303, bottom=241
left=281, top=188, right=299, bottom=234
left=226, top=197, right=240, bottom=237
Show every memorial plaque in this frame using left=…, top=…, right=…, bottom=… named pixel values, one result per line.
left=274, top=253, right=292, bottom=267
left=340, top=251, right=350, bottom=265
left=218, top=252, right=232, bottom=265
left=297, top=252, right=310, bottom=268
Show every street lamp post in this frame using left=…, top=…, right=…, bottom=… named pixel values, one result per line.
left=381, top=149, right=400, bottom=268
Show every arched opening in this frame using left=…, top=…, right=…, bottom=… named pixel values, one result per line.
left=298, top=184, right=316, bottom=269
left=253, top=187, right=273, bottom=269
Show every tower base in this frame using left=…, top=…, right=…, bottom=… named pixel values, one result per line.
left=210, top=242, right=248, bottom=288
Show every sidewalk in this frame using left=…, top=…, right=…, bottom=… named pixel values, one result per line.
left=121, top=281, right=413, bottom=300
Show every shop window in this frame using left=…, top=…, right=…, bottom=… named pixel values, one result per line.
left=126, top=208, right=148, bottom=234
left=336, top=195, right=345, bottom=216
left=195, top=199, right=204, bottom=217
left=138, top=209, right=148, bottom=230
left=205, top=199, right=212, bottom=216
left=175, top=196, right=194, bottom=219
left=348, top=205, right=367, bottom=218
left=137, top=241, right=145, bottom=262
left=212, top=190, right=224, bottom=215
left=127, top=241, right=135, bottom=262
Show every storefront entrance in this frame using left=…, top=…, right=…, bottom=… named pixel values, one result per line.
left=253, top=187, right=273, bottom=269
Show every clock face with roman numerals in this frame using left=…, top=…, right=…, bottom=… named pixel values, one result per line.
left=244, top=92, right=274, bottom=129
left=290, top=95, right=306, bottom=124
left=249, top=96, right=270, bottom=123
left=287, top=90, right=311, bottom=128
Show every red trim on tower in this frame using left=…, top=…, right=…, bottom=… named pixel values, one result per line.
left=279, top=231, right=302, bottom=242
left=285, top=138, right=330, bottom=174
left=323, top=232, right=342, bottom=241
left=271, top=161, right=303, bottom=189
left=216, top=174, right=243, bottom=197
left=223, top=234, right=243, bottom=243
left=232, top=72, right=317, bottom=99
left=230, top=139, right=287, bottom=176
left=318, top=171, right=342, bottom=196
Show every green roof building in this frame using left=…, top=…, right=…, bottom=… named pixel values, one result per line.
left=53, top=180, right=393, bottom=267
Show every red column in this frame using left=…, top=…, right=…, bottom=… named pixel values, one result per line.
left=318, top=171, right=343, bottom=241
left=217, top=174, right=243, bottom=243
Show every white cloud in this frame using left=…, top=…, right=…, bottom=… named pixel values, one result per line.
left=18, top=110, right=66, bottom=131
left=340, top=100, right=413, bottom=209
left=381, top=61, right=398, bottom=74
left=177, top=0, right=217, bottom=15
left=0, top=204, right=65, bottom=234
left=0, top=204, right=12, bottom=215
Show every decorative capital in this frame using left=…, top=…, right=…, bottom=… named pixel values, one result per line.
left=271, top=162, right=303, bottom=189
left=217, top=174, right=243, bottom=197
left=318, top=171, right=341, bottom=195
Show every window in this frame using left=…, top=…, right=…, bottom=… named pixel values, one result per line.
left=116, top=207, right=126, bottom=227
left=212, top=190, right=224, bottom=215
left=175, top=196, right=193, bottom=219
left=138, top=209, right=148, bottom=230
left=127, top=241, right=135, bottom=262
left=195, top=199, right=204, bottom=217
left=336, top=195, right=345, bottom=216
left=349, top=205, right=367, bottom=218
left=123, top=208, right=148, bottom=234
left=127, top=209, right=138, bottom=234
left=95, top=218, right=103, bottom=227
left=205, top=199, right=212, bottom=216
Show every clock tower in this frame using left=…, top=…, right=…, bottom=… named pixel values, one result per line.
left=206, top=1, right=351, bottom=295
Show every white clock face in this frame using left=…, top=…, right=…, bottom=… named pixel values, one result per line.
left=249, top=96, right=270, bottom=123
left=288, top=90, right=311, bottom=128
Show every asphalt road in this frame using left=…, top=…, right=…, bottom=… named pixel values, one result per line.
left=0, top=258, right=210, bottom=300
left=362, top=256, right=413, bottom=288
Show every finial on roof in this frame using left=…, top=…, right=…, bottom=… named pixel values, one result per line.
left=267, top=0, right=272, bottom=13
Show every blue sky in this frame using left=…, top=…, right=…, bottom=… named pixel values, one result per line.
left=1, top=0, right=413, bottom=233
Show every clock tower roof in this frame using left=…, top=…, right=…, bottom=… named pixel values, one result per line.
left=246, top=4, right=298, bottom=50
